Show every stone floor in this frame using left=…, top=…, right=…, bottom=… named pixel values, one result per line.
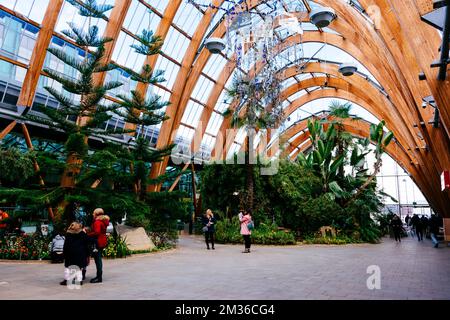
left=1, top=234, right=450, bottom=300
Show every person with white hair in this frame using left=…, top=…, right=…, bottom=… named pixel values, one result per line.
left=86, top=208, right=110, bottom=283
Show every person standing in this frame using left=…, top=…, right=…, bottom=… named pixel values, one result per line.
left=410, top=214, right=423, bottom=241
left=239, top=209, right=253, bottom=253
left=390, top=215, right=403, bottom=242
left=429, top=214, right=443, bottom=248
left=405, top=214, right=411, bottom=227
left=86, top=208, right=109, bottom=283
left=421, top=215, right=429, bottom=238
left=202, top=209, right=216, bottom=250
left=60, top=222, right=89, bottom=286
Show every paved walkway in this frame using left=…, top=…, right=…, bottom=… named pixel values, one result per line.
left=1, top=235, right=450, bottom=300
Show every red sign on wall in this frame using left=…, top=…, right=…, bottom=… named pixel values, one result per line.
left=442, top=171, right=450, bottom=191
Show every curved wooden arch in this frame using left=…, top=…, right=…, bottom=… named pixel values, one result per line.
left=148, top=0, right=224, bottom=191
left=190, top=30, right=386, bottom=159
left=284, top=88, right=379, bottom=122
left=178, top=0, right=449, bottom=218
left=124, top=0, right=183, bottom=135
left=216, top=64, right=417, bottom=164
left=249, top=88, right=383, bottom=156
left=151, top=0, right=448, bottom=219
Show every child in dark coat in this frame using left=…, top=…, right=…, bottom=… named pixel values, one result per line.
left=60, top=222, right=90, bottom=286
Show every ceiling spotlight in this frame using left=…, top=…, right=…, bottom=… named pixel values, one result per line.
left=338, top=62, right=358, bottom=76
left=204, top=37, right=226, bottom=54
left=310, top=7, right=337, bottom=28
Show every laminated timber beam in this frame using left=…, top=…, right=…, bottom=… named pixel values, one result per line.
left=92, top=0, right=132, bottom=86
left=216, top=65, right=418, bottom=166
left=127, top=0, right=182, bottom=124
left=0, top=0, right=64, bottom=141
left=78, top=0, right=132, bottom=127
left=148, top=0, right=224, bottom=192
left=358, top=0, right=450, bottom=179
left=16, top=0, right=64, bottom=111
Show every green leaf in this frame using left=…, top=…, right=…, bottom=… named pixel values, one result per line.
left=313, top=150, right=323, bottom=165
left=382, top=131, right=394, bottom=147
left=329, top=181, right=344, bottom=198
left=318, top=140, right=325, bottom=158
left=329, top=154, right=344, bottom=175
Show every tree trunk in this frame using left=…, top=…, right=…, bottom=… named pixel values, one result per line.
left=60, top=152, right=82, bottom=188
left=246, top=135, right=254, bottom=211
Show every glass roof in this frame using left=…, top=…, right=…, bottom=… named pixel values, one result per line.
left=0, top=0, right=385, bottom=159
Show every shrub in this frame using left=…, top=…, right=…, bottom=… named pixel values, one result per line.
left=0, top=233, right=51, bottom=260
left=102, top=233, right=131, bottom=259
left=215, top=216, right=296, bottom=245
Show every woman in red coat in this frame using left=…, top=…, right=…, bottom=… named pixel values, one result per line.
left=87, top=208, right=109, bottom=283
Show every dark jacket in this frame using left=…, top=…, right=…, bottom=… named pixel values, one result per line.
left=87, top=215, right=110, bottom=249
left=63, top=230, right=89, bottom=268
left=202, top=216, right=217, bottom=233
left=429, top=215, right=442, bottom=235
left=420, top=216, right=429, bottom=229
left=390, top=217, right=402, bottom=230
left=410, top=215, right=422, bottom=230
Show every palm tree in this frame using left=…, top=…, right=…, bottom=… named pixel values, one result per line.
left=223, top=71, right=284, bottom=210
left=328, top=101, right=359, bottom=180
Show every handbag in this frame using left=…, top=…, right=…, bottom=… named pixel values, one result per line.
left=247, top=221, right=254, bottom=230
left=202, top=226, right=209, bottom=232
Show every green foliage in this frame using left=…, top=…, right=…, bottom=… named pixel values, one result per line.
left=0, top=148, right=35, bottom=186
left=66, top=0, right=114, bottom=19
left=102, top=232, right=131, bottom=259
left=0, top=2, right=180, bottom=236
left=214, top=216, right=296, bottom=245
left=200, top=102, right=395, bottom=245
left=65, top=133, right=88, bottom=156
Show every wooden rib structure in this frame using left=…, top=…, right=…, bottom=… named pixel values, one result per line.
left=0, top=0, right=449, bottom=216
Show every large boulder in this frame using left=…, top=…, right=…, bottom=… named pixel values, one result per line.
left=115, top=225, right=155, bottom=252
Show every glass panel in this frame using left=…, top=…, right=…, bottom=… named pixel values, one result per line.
left=191, top=75, right=214, bottom=104
left=172, top=1, right=202, bottom=37
left=55, top=1, right=107, bottom=36
left=181, top=100, right=203, bottom=127
left=154, top=56, right=180, bottom=90
left=205, top=111, right=223, bottom=136
left=0, top=59, right=26, bottom=83
left=161, top=27, right=189, bottom=63
left=0, top=12, right=39, bottom=64
left=144, top=0, right=168, bottom=13
left=111, top=31, right=146, bottom=71
left=123, top=0, right=160, bottom=35
left=0, top=0, right=50, bottom=24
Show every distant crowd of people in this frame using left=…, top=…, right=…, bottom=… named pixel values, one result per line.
left=390, top=213, right=443, bottom=248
